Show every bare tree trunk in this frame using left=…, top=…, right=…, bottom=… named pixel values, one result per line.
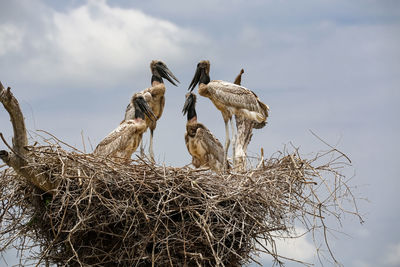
left=0, top=82, right=57, bottom=192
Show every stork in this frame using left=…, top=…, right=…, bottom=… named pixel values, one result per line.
left=124, top=60, right=179, bottom=161
left=183, top=92, right=225, bottom=173
left=188, top=60, right=269, bottom=166
left=234, top=68, right=244, bottom=86
left=94, top=96, right=156, bottom=163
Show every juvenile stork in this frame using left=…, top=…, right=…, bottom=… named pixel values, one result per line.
left=94, top=96, right=156, bottom=163
left=183, top=92, right=225, bottom=172
left=234, top=68, right=244, bottom=86
left=124, top=60, right=179, bottom=161
left=188, top=60, right=269, bottom=165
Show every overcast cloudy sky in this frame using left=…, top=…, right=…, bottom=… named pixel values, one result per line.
left=1, top=0, right=399, bottom=266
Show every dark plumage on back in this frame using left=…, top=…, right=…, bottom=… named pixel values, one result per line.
left=183, top=92, right=225, bottom=172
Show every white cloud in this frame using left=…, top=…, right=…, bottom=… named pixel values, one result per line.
left=254, top=228, right=315, bottom=265
left=0, top=0, right=206, bottom=90
left=0, top=24, right=24, bottom=56
left=274, top=232, right=315, bottom=262
left=383, top=242, right=400, bottom=266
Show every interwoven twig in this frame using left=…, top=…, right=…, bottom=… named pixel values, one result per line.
left=0, top=135, right=362, bottom=266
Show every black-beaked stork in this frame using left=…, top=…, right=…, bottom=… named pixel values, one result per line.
left=183, top=92, right=225, bottom=172
left=124, top=60, right=179, bottom=161
left=94, top=95, right=156, bottom=163
left=188, top=60, right=269, bottom=166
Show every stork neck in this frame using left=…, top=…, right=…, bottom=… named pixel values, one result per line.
left=199, top=70, right=210, bottom=85
left=134, top=106, right=145, bottom=120
left=151, top=74, right=163, bottom=86
left=187, top=104, right=197, bottom=122
left=188, top=116, right=197, bottom=123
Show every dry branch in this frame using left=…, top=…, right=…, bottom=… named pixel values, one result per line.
left=0, top=82, right=27, bottom=156
left=0, top=82, right=57, bottom=192
left=0, top=81, right=362, bottom=266
left=0, top=137, right=361, bottom=266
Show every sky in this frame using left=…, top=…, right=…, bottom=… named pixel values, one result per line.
left=0, top=0, right=399, bottom=266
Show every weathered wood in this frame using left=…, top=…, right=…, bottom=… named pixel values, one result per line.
left=0, top=82, right=27, bottom=157
left=0, top=82, right=57, bottom=192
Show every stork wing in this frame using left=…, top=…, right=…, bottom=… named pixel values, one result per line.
left=208, top=80, right=269, bottom=117
left=141, top=84, right=166, bottom=98
left=196, top=125, right=224, bottom=163
left=184, top=131, right=190, bottom=152
left=94, top=121, right=140, bottom=156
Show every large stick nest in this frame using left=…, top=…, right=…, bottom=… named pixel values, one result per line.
left=0, top=134, right=361, bottom=266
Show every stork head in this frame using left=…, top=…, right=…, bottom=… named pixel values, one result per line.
left=150, top=60, right=180, bottom=86
left=133, top=95, right=157, bottom=122
left=233, top=68, right=244, bottom=86
left=188, top=60, right=210, bottom=92
left=182, top=92, right=197, bottom=122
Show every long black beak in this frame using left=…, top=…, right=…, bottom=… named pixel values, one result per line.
left=135, top=97, right=157, bottom=122
left=157, top=64, right=180, bottom=86
left=188, top=64, right=201, bottom=92
left=182, top=93, right=196, bottom=115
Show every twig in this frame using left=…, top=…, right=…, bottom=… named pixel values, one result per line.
left=0, top=132, right=25, bottom=160
left=309, top=130, right=351, bottom=163
left=36, top=129, right=84, bottom=153
left=0, top=139, right=362, bottom=266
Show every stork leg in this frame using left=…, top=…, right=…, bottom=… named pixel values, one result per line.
left=223, top=120, right=230, bottom=171
left=139, top=139, right=145, bottom=158
left=149, top=129, right=155, bottom=162
left=230, top=118, right=236, bottom=166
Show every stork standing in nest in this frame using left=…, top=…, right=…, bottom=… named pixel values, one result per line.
left=94, top=96, right=156, bottom=163
left=183, top=92, right=225, bottom=173
left=232, top=68, right=261, bottom=170
left=188, top=60, right=269, bottom=166
left=124, top=60, right=179, bottom=161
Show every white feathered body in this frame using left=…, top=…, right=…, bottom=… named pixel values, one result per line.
left=198, top=80, right=269, bottom=124
left=93, top=119, right=148, bottom=162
